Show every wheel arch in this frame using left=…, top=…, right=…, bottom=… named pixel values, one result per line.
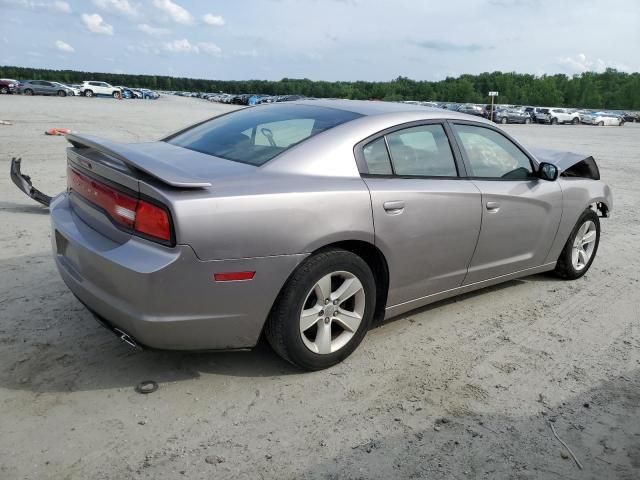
left=264, top=239, right=390, bottom=336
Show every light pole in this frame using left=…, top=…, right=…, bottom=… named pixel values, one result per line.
left=488, top=91, right=499, bottom=122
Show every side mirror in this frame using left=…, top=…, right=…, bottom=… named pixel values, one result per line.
left=538, top=162, right=559, bottom=181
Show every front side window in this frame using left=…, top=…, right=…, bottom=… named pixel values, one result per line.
left=167, top=104, right=361, bottom=166
left=453, top=124, right=533, bottom=179
left=386, top=124, right=458, bottom=177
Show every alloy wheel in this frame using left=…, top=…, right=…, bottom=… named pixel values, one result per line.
left=299, top=271, right=365, bottom=354
left=571, top=220, right=597, bottom=271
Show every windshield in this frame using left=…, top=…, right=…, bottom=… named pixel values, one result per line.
left=166, top=104, right=362, bottom=166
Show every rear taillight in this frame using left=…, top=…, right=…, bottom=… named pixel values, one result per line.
left=67, top=167, right=173, bottom=244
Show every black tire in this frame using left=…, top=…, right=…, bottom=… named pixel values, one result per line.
left=84, top=90, right=94, bottom=97
left=113, top=91, right=120, bottom=99
left=57, top=90, right=66, bottom=97
left=24, top=88, right=34, bottom=96
left=265, top=248, right=376, bottom=371
left=501, top=117, right=508, bottom=124
left=525, top=118, right=531, bottom=124
left=554, top=209, right=600, bottom=280
left=551, top=117, right=558, bottom=125
left=572, top=117, right=580, bottom=125
left=0, top=87, right=7, bottom=94
left=597, top=121, right=604, bottom=126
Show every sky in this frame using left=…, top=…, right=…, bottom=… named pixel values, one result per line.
left=1, top=0, right=639, bottom=82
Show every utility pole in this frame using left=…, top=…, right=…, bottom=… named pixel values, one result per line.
left=489, top=91, right=499, bottom=121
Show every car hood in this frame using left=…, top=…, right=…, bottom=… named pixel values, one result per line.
left=528, top=147, right=600, bottom=180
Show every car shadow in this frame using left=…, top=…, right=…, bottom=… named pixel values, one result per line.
left=0, top=201, right=50, bottom=214
left=0, top=250, right=564, bottom=394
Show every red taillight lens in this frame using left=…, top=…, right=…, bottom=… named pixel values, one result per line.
left=68, top=167, right=172, bottom=244
left=135, top=200, right=171, bottom=242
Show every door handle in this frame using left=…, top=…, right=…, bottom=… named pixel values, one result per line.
left=486, top=201, right=501, bottom=211
left=383, top=200, right=405, bottom=214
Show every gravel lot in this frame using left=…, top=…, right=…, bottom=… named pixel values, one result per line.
left=1, top=94, right=639, bottom=480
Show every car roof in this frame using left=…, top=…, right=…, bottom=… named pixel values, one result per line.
left=286, top=99, right=449, bottom=116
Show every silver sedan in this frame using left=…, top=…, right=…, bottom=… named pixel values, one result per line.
left=14, top=100, right=612, bottom=370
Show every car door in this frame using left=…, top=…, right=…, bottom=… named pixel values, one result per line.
left=41, top=81, right=55, bottom=95
left=449, top=122, right=563, bottom=284
left=357, top=122, right=482, bottom=307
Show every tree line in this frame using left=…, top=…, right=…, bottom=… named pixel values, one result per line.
left=1, top=65, right=639, bottom=110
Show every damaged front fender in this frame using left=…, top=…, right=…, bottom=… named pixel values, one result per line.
left=528, top=147, right=600, bottom=180
left=10, top=157, right=53, bottom=207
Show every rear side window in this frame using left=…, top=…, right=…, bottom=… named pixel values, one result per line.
left=386, top=125, right=457, bottom=177
left=167, top=104, right=361, bottom=166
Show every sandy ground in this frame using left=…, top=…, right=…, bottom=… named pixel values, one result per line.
left=0, top=94, right=638, bottom=480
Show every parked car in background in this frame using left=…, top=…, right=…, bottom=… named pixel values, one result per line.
left=457, top=104, right=488, bottom=118
left=536, top=108, right=580, bottom=125
left=80, top=81, right=121, bottom=98
left=581, top=111, right=624, bottom=126
left=62, top=84, right=82, bottom=96
left=17, top=80, right=74, bottom=96
left=622, top=111, right=639, bottom=123
left=492, top=108, right=532, bottom=124
left=0, top=79, right=18, bottom=94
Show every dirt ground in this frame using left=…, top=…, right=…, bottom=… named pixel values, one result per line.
left=0, top=94, right=638, bottom=480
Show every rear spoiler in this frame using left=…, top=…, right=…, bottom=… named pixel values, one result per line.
left=66, top=133, right=212, bottom=188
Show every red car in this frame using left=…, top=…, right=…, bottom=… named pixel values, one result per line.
left=0, top=79, right=18, bottom=94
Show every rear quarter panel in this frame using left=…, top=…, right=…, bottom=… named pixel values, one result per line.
left=150, top=172, right=375, bottom=261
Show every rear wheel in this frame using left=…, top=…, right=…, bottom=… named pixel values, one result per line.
left=24, top=88, right=34, bottom=96
left=265, top=249, right=376, bottom=370
left=113, top=91, right=120, bottom=99
left=524, top=118, right=531, bottom=124
left=0, top=87, right=7, bottom=94
left=555, top=209, right=600, bottom=280
left=597, top=121, right=604, bottom=126
left=84, top=90, right=94, bottom=97
left=501, top=117, right=508, bottom=124
left=57, top=90, right=66, bottom=97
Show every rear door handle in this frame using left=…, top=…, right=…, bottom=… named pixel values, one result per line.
left=486, top=201, right=501, bottom=211
left=383, top=200, right=405, bottom=214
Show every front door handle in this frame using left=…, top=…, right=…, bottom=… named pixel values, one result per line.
left=486, top=201, right=501, bottom=211
left=383, top=200, right=405, bottom=214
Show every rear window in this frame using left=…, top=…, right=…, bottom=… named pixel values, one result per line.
left=166, top=104, right=362, bottom=166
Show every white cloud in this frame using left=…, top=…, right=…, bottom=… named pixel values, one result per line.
left=202, top=13, right=225, bottom=27
left=163, top=38, right=197, bottom=53
left=558, top=53, right=634, bottom=74
left=137, top=23, right=169, bottom=36
left=81, top=13, right=114, bottom=35
left=55, top=39, right=74, bottom=53
left=1, top=0, right=71, bottom=12
left=51, top=1, right=70, bottom=12
left=152, top=0, right=193, bottom=25
left=162, top=39, right=222, bottom=56
left=198, top=42, right=222, bottom=56
left=92, top=0, right=138, bottom=18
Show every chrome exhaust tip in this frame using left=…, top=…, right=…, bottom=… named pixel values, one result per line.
left=113, top=328, right=143, bottom=350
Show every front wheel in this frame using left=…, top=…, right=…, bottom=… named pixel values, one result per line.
left=84, top=90, right=94, bottom=97
left=501, top=117, right=508, bottom=124
left=551, top=118, right=558, bottom=125
left=24, top=88, right=34, bottom=96
left=597, top=121, right=604, bottom=126
left=555, top=209, right=600, bottom=280
left=572, top=117, right=580, bottom=125
left=0, top=87, right=8, bottom=94
left=265, top=249, right=376, bottom=370
left=525, top=118, right=531, bottom=124
left=57, top=90, right=66, bottom=97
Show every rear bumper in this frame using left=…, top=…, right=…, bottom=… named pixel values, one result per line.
left=51, top=194, right=307, bottom=350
